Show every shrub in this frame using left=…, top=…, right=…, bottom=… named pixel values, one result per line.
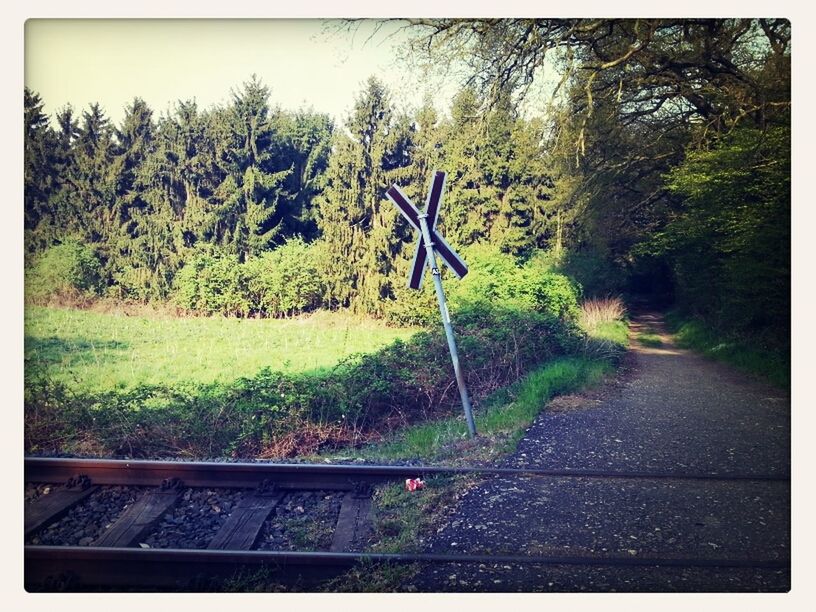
left=25, top=239, right=102, bottom=303
left=448, top=244, right=520, bottom=307
left=386, top=245, right=581, bottom=325
left=516, top=268, right=581, bottom=320
left=244, top=238, right=324, bottom=317
left=174, top=250, right=250, bottom=316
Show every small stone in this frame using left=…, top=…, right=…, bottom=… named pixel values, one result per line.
left=78, top=537, right=94, bottom=546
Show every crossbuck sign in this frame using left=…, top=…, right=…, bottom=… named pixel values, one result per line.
left=386, top=171, right=477, bottom=437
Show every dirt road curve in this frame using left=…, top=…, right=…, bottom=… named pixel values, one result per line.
left=412, top=313, right=791, bottom=592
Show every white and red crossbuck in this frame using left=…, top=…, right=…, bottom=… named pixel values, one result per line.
left=386, top=171, right=468, bottom=290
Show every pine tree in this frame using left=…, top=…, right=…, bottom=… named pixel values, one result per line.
left=272, top=110, right=334, bottom=240
left=62, top=103, right=120, bottom=275
left=24, top=88, right=57, bottom=234
left=213, top=76, right=290, bottom=259
left=316, top=77, right=413, bottom=314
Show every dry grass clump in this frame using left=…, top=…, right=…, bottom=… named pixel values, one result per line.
left=579, top=296, right=626, bottom=330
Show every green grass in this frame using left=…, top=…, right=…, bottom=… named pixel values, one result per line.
left=637, top=332, right=664, bottom=347
left=25, top=306, right=416, bottom=392
left=665, top=312, right=789, bottom=388
left=324, top=355, right=610, bottom=465
left=591, top=320, right=629, bottom=346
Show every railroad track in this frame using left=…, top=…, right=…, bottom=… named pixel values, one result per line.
left=24, top=457, right=790, bottom=591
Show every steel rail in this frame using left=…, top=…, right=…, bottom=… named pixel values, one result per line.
left=24, top=545, right=790, bottom=589
left=24, top=457, right=790, bottom=487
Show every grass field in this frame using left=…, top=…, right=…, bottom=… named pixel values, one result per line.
left=25, top=306, right=416, bottom=392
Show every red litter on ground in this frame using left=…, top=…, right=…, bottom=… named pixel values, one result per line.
left=405, top=478, right=425, bottom=492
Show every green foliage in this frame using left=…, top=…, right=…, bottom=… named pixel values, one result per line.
left=315, top=77, right=412, bottom=315
left=446, top=243, right=522, bottom=309
left=516, top=266, right=581, bottom=321
left=26, top=239, right=102, bottom=302
left=451, top=247, right=580, bottom=319
left=640, top=124, right=790, bottom=342
left=244, top=238, right=324, bottom=316
left=438, top=89, right=559, bottom=256
left=173, top=250, right=250, bottom=316
left=24, top=76, right=575, bottom=315
left=24, top=78, right=335, bottom=303
left=387, top=246, right=581, bottom=326
left=25, top=88, right=61, bottom=236
left=25, top=303, right=584, bottom=457
left=173, top=239, right=327, bottom=318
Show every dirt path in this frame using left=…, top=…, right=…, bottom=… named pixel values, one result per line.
left=410, top=312, right=790, bottom=592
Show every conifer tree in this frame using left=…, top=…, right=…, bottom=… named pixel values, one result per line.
left=68, top=104, right=120, bottom=264
left=24, top=88, right=57, bottom=235
left=213, top=76, right=290, bottom=259
left=316, top=77, right=413, bottom=314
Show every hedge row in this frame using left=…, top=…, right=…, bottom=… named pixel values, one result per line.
left=25, top=239, right=583, bottom=324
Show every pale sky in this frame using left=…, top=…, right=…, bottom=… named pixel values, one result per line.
left=25, top=19, right=466, bottom=127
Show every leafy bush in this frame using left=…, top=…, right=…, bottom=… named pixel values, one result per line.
left=516, top=268, right=581, bottom=320
left=244, top=238, right=324, bottom=317
left=386, top=245, right=581, bottom=325
left=174, top=240, right=326, bottom=317
left=448, top=243, right=521, bottom=307
left=173, top=250, right=250, bottom=316
left=25, top=239, right=102, bottom=303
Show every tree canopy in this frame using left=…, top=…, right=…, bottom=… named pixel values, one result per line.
left=25, top=19, right=791, bottom=348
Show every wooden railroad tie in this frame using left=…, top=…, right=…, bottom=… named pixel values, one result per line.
left=330, top=483, right=374, bottom=553
left=92, top=478, right=183, bottom=548
left=25, top=475, right=98, bottom=537
left=207, top=480, right=284, bottom=550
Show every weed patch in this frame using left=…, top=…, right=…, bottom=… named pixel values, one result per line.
left=637, top=332, right=664, bottom=347
left=666, top=311, right=789, bottom=388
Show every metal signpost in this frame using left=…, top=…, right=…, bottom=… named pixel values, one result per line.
left=386, top=171, right=477, bottom=438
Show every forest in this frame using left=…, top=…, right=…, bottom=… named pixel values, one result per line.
left=24, top=18, right=791, bottom=457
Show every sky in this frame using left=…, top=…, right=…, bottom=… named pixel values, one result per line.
left=25, top=19, right=468, bottom=127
